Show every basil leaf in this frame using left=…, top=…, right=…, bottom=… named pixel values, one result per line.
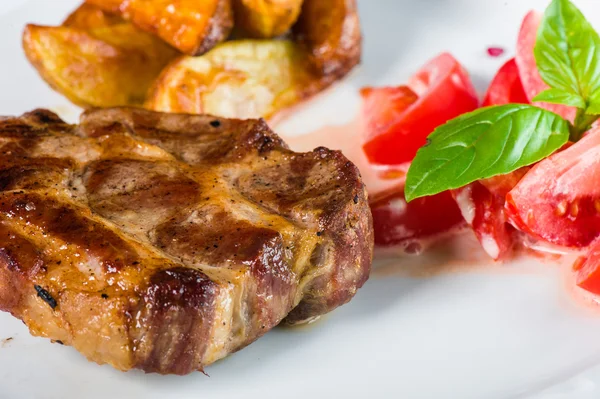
left=533, top=88, right=586, bottom=108
left=586, top=91, right=600, bottom=115
left=534, top=0, right=600, bottom=111
left=405, top=105, right=570, bottom=202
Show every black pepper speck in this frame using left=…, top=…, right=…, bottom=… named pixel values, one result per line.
left=34, top=285, right=57, bottom=310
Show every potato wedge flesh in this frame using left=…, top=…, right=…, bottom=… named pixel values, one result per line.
left=233, top=0, right=303, bottom=38
left=85, top=0, right=233, bottom=55
left=147, top=40, right=327, bottom=120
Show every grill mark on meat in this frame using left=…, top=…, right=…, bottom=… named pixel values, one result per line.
left=0, top=223, right=46, bottom=312
left=0, top=124, right=45, bottom=138
left=154, top=211, right=297, bottom=337
left=84, top=159, right=203, bottom=239
left=0, top=224, right=44, bottom=276
left=0, top=193, right=138, bottom=274
left=234, top=148, right=360, bottom=232
left=0, top=110, right=69, bottom=138
left=0, top=107, right=373, bottom=374
left=0, top=157, right=72, bottom=191
left=25, top=109, right=65, bottom=125
left=0, top=140, right=39, bottom=159
left=86, top=159, right=201, bottom=208
left=155, top=210, right=277, bottom=266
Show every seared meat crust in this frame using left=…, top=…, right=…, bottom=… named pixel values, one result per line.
left=0, top=108, right=373, bottom=374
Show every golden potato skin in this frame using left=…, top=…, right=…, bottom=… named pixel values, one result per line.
left=23, top=0, right=362, bottom=119
left=23, top=22, right=177, bottom=108
left=146, top=40, right=331, bottom=120
left=294, top=0, right=361, bottom=78
left=233, top=0, right=303, bottom=38
left=146, top=0, right=363, bottom=121
left=63, top=3, right=124, bottom=29
left=85, top=0, right=233, bottom=55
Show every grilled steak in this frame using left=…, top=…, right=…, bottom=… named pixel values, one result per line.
left=0, top=108, right=373, bottom=375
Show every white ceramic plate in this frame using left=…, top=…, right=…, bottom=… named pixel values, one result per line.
left=3, top=1, right=600, bottom=398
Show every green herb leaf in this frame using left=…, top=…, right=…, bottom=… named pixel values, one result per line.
left=405, top=105, right=570, bottom=202
left=534, top=0, right=600, bottom=111
left=532, top=88, right=586, bottom=108
left=586, top=91, right=600, bottom=115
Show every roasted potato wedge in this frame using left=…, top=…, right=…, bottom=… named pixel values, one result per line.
left=85, top=0, right=233, bottom=55
left=146, top=40, right=335, bottom=120
left=233, top=0, right=304, bottom=38
left=63, top=3, right=124, bottom=29
left=294, top=0, right=361, bottom=78
left=147, top=0, right=362, bottom=120
left=23, top=22, right=178, bottom=108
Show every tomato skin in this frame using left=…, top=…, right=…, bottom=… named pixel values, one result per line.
left=360, top=86, right=418, bottom=138
left=574, top=242, right=600, bottom=295
left=516, top=11, right=576, bottom=121
left=362, top=53, right=479, bottom=166
left=482, top=58, right=528, bottom=106
left=370, top=185, right=464, bottom=247
left=506, top=129, right=600, bottom=248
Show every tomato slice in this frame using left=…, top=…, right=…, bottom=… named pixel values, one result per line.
left=362, top=53, right=479, bottom=165
left=453, top=183, right=513, bottom=260
left=452, top=170, right=527, bottom=260
left=506, top=128, right=600, bottom=248
left=574, top=242, right=600, bottom=295
left=482, top=58, right=528, bottom=106
left=515, top=11, right=576, bottom=121
left=371, top=185, right=464, bottom=247
left=360, top=86, right=418, bottom=136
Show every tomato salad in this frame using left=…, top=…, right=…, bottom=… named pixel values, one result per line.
left=364, top=0, right=600, bottom=297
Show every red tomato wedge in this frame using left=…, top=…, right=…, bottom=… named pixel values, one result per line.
left=572, top=240, right=600, bottom=295
left=506, top=128, right=600, bottom=248
left=515, top=11, right=576, bottom=121
left=361, top=53, right=479, bottom=166
left=452, top=170, right=527, bottom=260
left=360, top=86, right=418, bottom=134
left=453, top=183, right=513, bottom=260
left=482, top=58, right=528, bottom=106
left=370, top=185, right=464, bottom=248
left=573, top=244, right=600, bottom=295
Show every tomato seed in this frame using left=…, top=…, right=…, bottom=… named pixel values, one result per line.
left=570, top=201, right=580, bottom=218
left=555, top=200, right=568, bottom=216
